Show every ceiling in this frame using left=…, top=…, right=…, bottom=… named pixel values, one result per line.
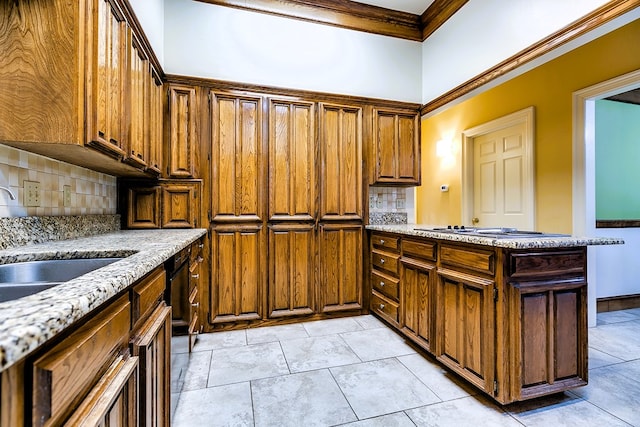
left=606, top=89, right=640, bottom=106
left=352, top=0, right=436, bottom=15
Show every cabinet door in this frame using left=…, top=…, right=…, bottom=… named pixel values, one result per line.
left=319, top=103, right=363, bottom=221
left=372, top=108, right=420, bottom=185
left=127, top=186, right=161, bottom=229
left=86, top=0, right=127, bottom=159
left=401, top=259, right=435, bottom=351
left=131, top=304, right=171, bottom=427
left=210, top=225, right=265, bottom=323
left=268, top=224, right=316, bottom=318
left=508, top=281, right=588, bottom=401
left=147, top=68, right=163, bottom=175
left=436, top=269, right=495, bottom=394
left=268, top=99, right=316, bottom=222
left=318, top=224, right=363, bottom=313
left=167, top=85, right=197, bottom=178
left=63, top=356, right=139, bottom=427
left=161, top=184, right=199, bottom=228
left=124, top=31, right=148, bottom=170
left=188, top=257, right=202, bottom=352
left=211, top=92, right=265, bottom=223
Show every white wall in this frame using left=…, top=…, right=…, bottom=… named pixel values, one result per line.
left=421, top=0, right=610, bottom=104
left=594, top=229, right=640, bottom=298
left=163, top=0, right=422, bottom=103
left=128, top=0, right=165, bottom=66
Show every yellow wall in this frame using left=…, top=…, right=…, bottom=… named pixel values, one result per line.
left=417, top=18, right=640, bottom=233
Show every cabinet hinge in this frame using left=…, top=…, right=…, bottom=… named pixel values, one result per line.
left=493, top=380, right=498, bottom=395
left=493, top=287, right=498, bottom=302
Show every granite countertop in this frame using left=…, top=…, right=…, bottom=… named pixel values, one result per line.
left=0, top=229, right=207, bottom=373
left=366, top=224, right=624, bottom=249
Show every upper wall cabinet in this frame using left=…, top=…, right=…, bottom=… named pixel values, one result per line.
left=0, top=0, right=161, bottom=178
left=167, top=85, right=198, bottom=178
left=372, top=107, right=421, bottom=186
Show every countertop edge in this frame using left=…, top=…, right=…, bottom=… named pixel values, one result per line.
left=366, top=224, right=625, bottom=248
left=0, top=229, right=207, bottom=372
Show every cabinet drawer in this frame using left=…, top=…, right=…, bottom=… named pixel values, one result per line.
left=507, top=249, right=585, bottom=279
left=371, top=292, right=399, bottom=323
left=371, top=270, right=399, bottom=301
left=402, top=238, right=437, bottom=262
left=440, top=244, right=495, bottom=275
left=32, top=295, right=131, bottom=427
left=131, top=267, right=166, bottom=328
left=372, top=249, right=399, bottom=276
left=371, top=233, right=399, bottom=253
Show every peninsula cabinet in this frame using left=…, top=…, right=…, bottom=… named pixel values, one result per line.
left=367, top=229, right=588, bottom=404
left=0, top=0, right=162, bottom=178
left=371, top=107, right=421, bottom=186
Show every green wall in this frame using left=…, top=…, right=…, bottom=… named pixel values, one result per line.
left=595, top=99, right=640, bottom=219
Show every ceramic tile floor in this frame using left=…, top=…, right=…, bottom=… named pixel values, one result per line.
left=171, top=309, right=640, bottom=427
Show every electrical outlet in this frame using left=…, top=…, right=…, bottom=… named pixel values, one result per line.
left=24, top=181, right=41, bottom=207
left=63, top=185, right=71, bottom=207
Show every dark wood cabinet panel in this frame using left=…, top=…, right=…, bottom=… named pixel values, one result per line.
left=372, top=107, right=420, bottom=185
left=319, top=224, right=363, bottom=313
left=127, top=186, right=162, bottom=229
left=319, top=103, right=363, bottom=221
left=268, top=99, right=316, bottom=222
left=162, top=184, right=199, bottom=228
left=211, top=92, right=265, bottom=223
left=147, top=68, right=164, bottom=175
left=210, top=225, right=266, bottom=323
left=167, top=85, right=197, bottom=178
left=125, top=31, right=148, bottom=170
left=124, top=181, right=201, bottom=230
left=268, top=224, right=316, bottom=318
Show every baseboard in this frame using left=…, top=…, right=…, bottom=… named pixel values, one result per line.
left=597, top=294, right=640, bottom=312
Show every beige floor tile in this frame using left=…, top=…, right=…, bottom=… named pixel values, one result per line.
left=252, top=369, right=357, bottom=427
left=331, top=358, right=440, bottom=419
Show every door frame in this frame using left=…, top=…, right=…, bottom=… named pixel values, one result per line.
left=572, top=68, right=640, bottom=327
left=461, top=106, right=536, bottom=229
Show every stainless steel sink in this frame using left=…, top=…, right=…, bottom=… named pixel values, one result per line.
left=0, top=257, right=123, bottom=302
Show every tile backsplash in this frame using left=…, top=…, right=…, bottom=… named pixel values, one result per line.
left=369, top=186, right=415, bottom=224
left=0, top=144, right=117, bottom=217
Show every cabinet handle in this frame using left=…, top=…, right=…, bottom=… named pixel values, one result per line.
left=199, top=243, right=204, bottom=249
left=380, top=259, right=385, bottom=264
left=380, top=281, right=385, bottom=287
left=192, top=274, right=200, bottom=279
left=379, top=304, right=385, bottom=310
left=191, top=302, right=199, bottom=308
left=380, top=239, right=385, bottom=244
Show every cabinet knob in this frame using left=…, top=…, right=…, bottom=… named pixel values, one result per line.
left=191, top=302, right=199, bottom=308
left=199, top=243, right=204, bottom=249
left=192, top=274, right=200, bottom=279
left=380, top=239, right=385, bottom=244
left=379, top=304, right=385, bottom=310
left=380, top=281, right=385, bottom=287
left=380, top=259, right=385, bottom=264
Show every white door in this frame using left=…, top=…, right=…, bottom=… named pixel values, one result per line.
left=467, top=112, right=535, bottom=229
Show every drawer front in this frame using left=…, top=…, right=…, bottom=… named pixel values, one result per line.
left=372, top=249, right=399, bottom=276
left=440, top=244, right=495, bottom=275
left=33, top=295, right=131, bottom=427
left=371, top=270, right=399, bottom=301
left=371, top=292, right=399, bottom=323
left=371, top=233, right=399, bottom=253
left=507, top=249, right=585, bottom=279
left=132, top=267, right=166, bottom=327
left=402, top=238, right=437, bottom=262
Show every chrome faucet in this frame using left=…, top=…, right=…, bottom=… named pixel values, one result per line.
left=0, top=186, right=16, bottom=200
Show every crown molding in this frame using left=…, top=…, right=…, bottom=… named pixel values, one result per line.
left=421, top=0, right=468, bottom=40
left=421, top=0, right=640, bottom=116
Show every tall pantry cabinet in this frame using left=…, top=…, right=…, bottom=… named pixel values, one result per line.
left=208, top=92, right=364, bottom=326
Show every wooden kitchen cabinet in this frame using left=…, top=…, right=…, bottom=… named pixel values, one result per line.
left=370, top=232, right=400, bottom=324
left=124, top=31, right=150, bottom=170
left=147, top=68, right=164, bottom=176
left=0, top=0, right=160, bottom=177
left=319, top=223, right=363, bottom=313
left=400, top=238, right=437, bottom=351
left=371, top=107, right=420, bottom=185
left=124, top=180, right=202, bottom=229
left=210, top=224, right=266, bottom=324
left=167, top=85, right=198, bottom=178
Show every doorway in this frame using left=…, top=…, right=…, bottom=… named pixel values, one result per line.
left=573, top=68, right=640, bottom=327
left=461, top=107, right=535, bottom=229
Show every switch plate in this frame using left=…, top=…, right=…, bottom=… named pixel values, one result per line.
left=63, top=185, right=71, bottom=207
left=24, top=181, right=41, bottom=207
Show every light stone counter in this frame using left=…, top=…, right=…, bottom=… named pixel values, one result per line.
left=0, top=229, right=206, bottom=372
left=366, top=224, right=624, bottom=249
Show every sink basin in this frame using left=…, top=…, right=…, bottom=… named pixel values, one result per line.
left=0, top=257, right=123, bottom=302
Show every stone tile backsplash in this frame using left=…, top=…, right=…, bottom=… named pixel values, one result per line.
left=0, top=144, right=117, bottom=217
left=369, top=186, right=415, bottom=224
